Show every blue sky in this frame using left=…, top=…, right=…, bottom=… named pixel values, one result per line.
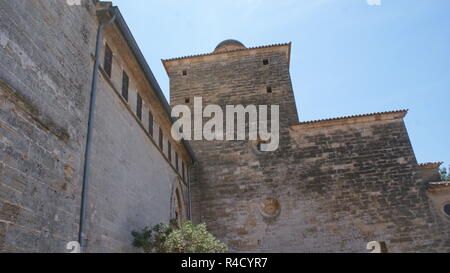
left=113, top=0, right=450, bottom=168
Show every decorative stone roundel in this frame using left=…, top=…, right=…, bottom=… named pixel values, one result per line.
left=443, top=204, right=450, bottom=217
left=259, top=198, right=281, bottom=218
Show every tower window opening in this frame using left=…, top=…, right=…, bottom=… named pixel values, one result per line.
left=185, top=98, right=190, bottom=104
left=267, top=86, right=273, bottom=93
left=263, top=59, right=269, bottom=65
left=182, top=70, right=187, bottom=76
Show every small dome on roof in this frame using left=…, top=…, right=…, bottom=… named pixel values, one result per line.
left=214, top=39, right=246, bottom=53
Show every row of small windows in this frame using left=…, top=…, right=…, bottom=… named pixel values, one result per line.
left=183, top=85, right=273, bottom=104
left=180, top=59, right=270, bottom=78
left=103, top=42, right=187, bottom=181
left=180, top=60, right=272, bottom=103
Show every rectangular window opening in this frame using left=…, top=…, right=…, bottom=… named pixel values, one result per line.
left=148, top=111, right=154, bottom=137
left=159, top=128, right=164, bottom=151
left=104, top=44, right=113, bottom=78
left=263, top=59, right=269, bottom=65
left=168, top=141, right=172, bottom=162
left=121, top=71, right=129, bottom=101
left=136, top=94, right=142, bottom=120
left=267, top=86, right=273, bottom=93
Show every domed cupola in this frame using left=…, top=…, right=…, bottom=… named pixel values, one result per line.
left=214, top=39, right=246, bottom=53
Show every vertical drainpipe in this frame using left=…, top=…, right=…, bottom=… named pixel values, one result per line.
left=78, top=6, right=118, bottom=253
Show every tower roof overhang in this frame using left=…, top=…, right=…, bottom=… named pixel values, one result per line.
left=162, top=42, right=292, bottom=75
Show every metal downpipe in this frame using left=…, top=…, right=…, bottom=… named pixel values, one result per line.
left=78, top=6, right=118, bottom=253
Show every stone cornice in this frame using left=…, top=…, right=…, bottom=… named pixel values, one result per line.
left=427, top=181, right=450, bottom=192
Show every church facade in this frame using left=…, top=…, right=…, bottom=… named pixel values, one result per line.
left=0, top=0, right=449, bottom=253
left=164, top=39, right=450, bottom=253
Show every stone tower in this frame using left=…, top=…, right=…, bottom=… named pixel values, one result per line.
left=163, top=40, right=300, bottom=250
left=163, top=40, right=450, bottom=253
left=165, top=39, right=298, bottom=124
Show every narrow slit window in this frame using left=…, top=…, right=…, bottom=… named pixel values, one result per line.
left=121, top=71, right=129, bottom=101
left=159, top=128, right=164, bottom=150
left=104, top=44, right=113, bottom=78
left=175, top=153, right=179, bottom=172
left=168, top=141, right=172, bottom=162
left=148, top=111, right=154, bottom=137
left=136, top=93, right=142, bottom=120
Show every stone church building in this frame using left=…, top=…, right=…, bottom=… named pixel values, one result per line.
left=0, top=1, right=449, bottom=252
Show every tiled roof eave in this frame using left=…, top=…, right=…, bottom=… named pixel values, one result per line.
left=162, top=42, right=291, bottom=63
left=418, top=162, right=443, bottom=168
left=291, top=110, right=409, bottom=128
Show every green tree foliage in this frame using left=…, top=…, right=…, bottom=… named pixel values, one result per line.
left=131, top=223, right=172, bottom=253
left=440, top=166, right=450, bottom=181
left=131, top=220, right=227, bottom=253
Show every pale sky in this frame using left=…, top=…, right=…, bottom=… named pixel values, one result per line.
left=113, top=0, right=450, bottom=169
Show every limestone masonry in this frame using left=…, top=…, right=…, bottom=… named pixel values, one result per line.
left=0, top=0, right=449, bottom=252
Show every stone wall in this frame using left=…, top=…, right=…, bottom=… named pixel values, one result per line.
left=0, top=0, right=98, bottom=252
left=418, top=163, right=442, bottom=184
left=164, top=43, right=299, bottom=230
left=279, top=115, right=450, bottom=252
left=82, top=18, right=191, bottom=251
left=84, top=72, right=187, bottom=252
left=1, top=0, right=448, bottom=253
left=0, top=0, right=191, bottom=252
left=165, top=43, right=450, bottom=252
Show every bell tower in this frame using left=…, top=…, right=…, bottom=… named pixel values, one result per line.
left=162, top=40, right=299, bottom=251
left=163, top=39, right=298, bottom=125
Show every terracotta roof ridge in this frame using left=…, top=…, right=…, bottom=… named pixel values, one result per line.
left=162, top=42, right=291, bottom=62
left=293, top=109, right=408, bottom=126
left=418, top=162, right=443, bottom=168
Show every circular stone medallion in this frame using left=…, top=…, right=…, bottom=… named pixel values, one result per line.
left=259, top=198, right=281, bottom=218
